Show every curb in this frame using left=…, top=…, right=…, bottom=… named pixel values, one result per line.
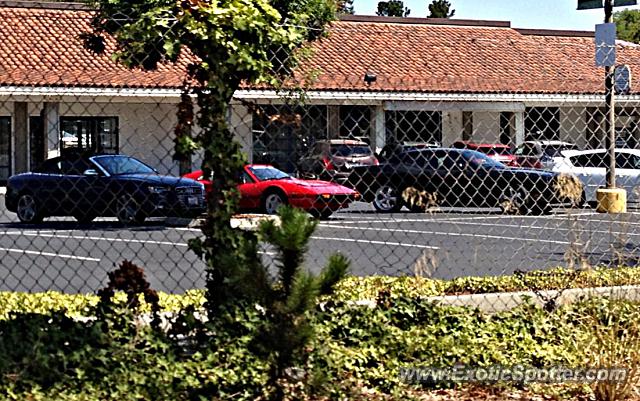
left=350, top=285, right=640, bottom=313
left=425, top=284, right=640, bottom=313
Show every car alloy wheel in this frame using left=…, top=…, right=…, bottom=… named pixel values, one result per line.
left=373, top=185, right=401, bottom=212
left=117, top=194, right=145, bottom=225
left=262, top=191, right=286, bottom=215
left=16, top=193, right=42, bottom=224
left=500, top=185, right=527, bottom=215
left=501, top=186, right=551, bottom=215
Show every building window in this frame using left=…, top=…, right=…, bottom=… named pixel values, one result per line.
left=525, top=107, right=559, bottom=140
left=60, top=117, right=119, bottom=154
left=339, top=105, right=371, bottom=140
left=252, top=105, right=327, bottom=173
left=0, top=117, right=10, bottom=183
left=385, top=110, right=442, bottom=144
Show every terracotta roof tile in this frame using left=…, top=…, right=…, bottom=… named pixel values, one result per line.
left=291, top=20, right=639, bottom=95
left=0, top=6, right=188, bottom=89
left=0, top=6, right=637, bottom=95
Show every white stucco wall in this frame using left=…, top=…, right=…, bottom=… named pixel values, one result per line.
left=0, top=102, right=11, bottom=115
left=559, top=107, right=587, bottom=148
left=442, top=110, right=462, bottom=146
left=470, top=111, right=500, bottom=143
left=229, top=103, right=253, bottom=163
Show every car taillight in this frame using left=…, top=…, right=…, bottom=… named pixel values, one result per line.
left=373, top=158, right=379, bottom=166
left=323, top=157, right=334, bottom=170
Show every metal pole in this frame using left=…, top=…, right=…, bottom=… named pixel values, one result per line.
left=604, top=0, right=616, bottom=188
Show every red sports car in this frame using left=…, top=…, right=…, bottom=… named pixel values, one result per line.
left=183, top=164, right=360, bottom=219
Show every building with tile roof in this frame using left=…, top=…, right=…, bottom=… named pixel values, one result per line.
left=0, top=2, right=638, bottom=181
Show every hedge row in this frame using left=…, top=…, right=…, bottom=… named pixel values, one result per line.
left=2, top=266, right=639, bottom=317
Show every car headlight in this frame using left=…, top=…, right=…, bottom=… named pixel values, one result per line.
left=147, top=185, right=169, bottom=194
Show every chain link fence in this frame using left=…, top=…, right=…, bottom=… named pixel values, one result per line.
left=1, top=3, right=640, bottom=305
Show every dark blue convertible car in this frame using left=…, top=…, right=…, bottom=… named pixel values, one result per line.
left=5, top=153, right=206, bottom=224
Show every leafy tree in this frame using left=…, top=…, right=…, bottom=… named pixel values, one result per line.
left=83, top=2, right=347, bottom=399
left=614, top=9, right=640, bottom=44
left=376, top=0, right=410, bottom=17
left=337, top=0, right=355, bottom=14
left=428, top=0, right=455, bottom=18
left=83, top=0, right=336, bottom=315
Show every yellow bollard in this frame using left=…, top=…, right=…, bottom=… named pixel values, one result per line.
left=595, top=188, right=627, bottom=213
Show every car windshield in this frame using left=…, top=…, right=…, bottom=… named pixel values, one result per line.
left=249, top=166, right=291, bottom=181
left=93, top=155, right=156, bottom=175
left=330, top=145, right=372, bottom=157
left=461, top=150, right=506, bottom=169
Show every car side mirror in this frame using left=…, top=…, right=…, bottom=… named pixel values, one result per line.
left=83, top=169, right=99, bottom=176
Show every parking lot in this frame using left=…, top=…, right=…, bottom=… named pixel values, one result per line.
left=1, top=193, right=640, bottom=293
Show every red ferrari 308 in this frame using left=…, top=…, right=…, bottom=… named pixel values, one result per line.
left=183, top=164, right=359, bottom=219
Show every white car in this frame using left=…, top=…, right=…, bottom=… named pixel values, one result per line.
left=552, top=148, right=640, bottom=204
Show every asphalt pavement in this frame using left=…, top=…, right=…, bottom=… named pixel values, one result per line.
left=2, top=195, right=640, bottom=294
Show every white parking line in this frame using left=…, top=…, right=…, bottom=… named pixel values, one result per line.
left=0, top=247, right=101, bottom=262
left=318, top=224, right=577, bottom=246
left=331, top=211, right=601, bottom=224
left=323, top=216, right=640, bottom=239
left=310, top=236, right=439, bottom=250
left=0, top=231, right=190, bottom=247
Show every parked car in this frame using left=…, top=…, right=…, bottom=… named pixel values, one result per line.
left=452, top=141, right=519, bottom=167
left=5, top=153, right=206, bottom=224
left=514, top=140, right=578, bottom=170
left=183, top=164, right=360, bottom=219
left=552, top=148, right=640, bottom=204
left=347, top=148, right=577, bottom=214
left=297, top=139, right=378, bottom=183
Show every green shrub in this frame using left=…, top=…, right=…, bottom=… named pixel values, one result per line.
left=332, top=266, right=640, bottom=301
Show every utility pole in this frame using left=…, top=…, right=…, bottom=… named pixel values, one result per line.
left=578, top=0, right=634, bottom=213
left=604, top=0, right=616, bottom=189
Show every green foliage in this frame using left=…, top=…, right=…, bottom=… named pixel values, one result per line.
left=614, top=9, right=640, bottom=43
left=567, top=298, right=640, bottom=401
left=337, top=0, right=355, bottom=14
left=376, top=0, right=410, bottom=17
left=0, top=312, right=104, bottom=390
left=5, top=266, right=640, bottom=320
left=332, top=266, right=640, bottom=301
left=1, top=308, right=271, bottom=401
left=254, top=206, right=349, bottom=399
left=428, top=0, right=455, bottom=18
left=84, top=0, right=336, bottom=318
left=311, top=298, right=578, bottom=393
left=260, top=205, right=318, bottom=296
left=5, top=292, right=640, bottom=399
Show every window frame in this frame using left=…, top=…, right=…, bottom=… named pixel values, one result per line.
left=59, top=116, right=119, bottom=155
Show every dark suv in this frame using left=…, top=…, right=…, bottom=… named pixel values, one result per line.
left=297, top=139, right=378, bottom=183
